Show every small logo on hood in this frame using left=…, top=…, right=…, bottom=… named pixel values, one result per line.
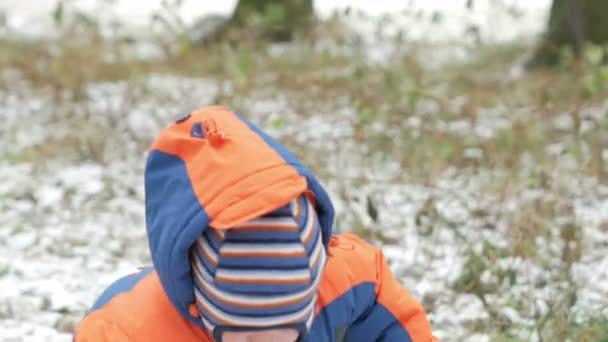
left=191, top=122, right=206, bottom=139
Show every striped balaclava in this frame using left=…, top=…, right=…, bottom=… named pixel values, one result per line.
left=190, top=194, right=326, bottom=339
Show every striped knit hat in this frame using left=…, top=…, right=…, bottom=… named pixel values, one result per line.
left=190, top=194, right=326, bottom=335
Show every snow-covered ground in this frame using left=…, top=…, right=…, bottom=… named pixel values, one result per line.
left=1, top=67, right=607, bottom=341
left=1, top=1, right=608, bottom=341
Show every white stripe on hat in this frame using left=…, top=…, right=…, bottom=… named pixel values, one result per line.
left=215, top=268, right=311, bottom=282
left=299, top=199, right=315, bottom=243
left=309, top=232, right=324, bottom=269
left=289, top=199, right=298, bottom=218
left=232, top=217, right=298, bottom=230
left=201, top=316, right=216, bottom=331
left=220, top=243, right=306, bottom=255
left=305, top=305, right=315, bottom=329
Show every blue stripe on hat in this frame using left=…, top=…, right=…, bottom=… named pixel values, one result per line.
left=221, top=230, right=302, bottom=243
left=218, top=256, right=310, bottom=269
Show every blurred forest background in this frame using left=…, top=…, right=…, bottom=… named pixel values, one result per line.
left=0, top=1, right=607, bottom=341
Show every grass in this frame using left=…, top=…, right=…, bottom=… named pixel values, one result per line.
left=1, top=15, right=607, bottom=340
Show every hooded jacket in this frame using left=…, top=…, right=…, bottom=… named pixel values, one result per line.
left=74, top=106, right=436, bottom=341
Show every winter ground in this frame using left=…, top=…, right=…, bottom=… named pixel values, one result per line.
left=1, top=2, right=608, bottom=342
left=2, top=70, right=607, bottom=341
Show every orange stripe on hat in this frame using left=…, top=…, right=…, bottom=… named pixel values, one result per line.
left=220, top=250, right=307, bottom=258
left=214, top=276, right=311, bottom=286
left=230, top=224, right=299, bottom=232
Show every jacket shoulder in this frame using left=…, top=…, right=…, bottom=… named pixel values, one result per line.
left=89, top=268, right=155, bottom=313
left=317, top=233, right=384, bottom=311
left=309, top=234, right=384, bottom=339
left=327, top=233, right=382, bottom=276
left=76, top=269, right=211, bottom=342
left=319, top=233, right=380, bottom=307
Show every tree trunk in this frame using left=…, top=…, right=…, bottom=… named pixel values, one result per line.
left=529, top=0, right=608, bottom=68
left=230, top=0, right=314, bottom=42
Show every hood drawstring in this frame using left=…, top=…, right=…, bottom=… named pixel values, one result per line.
left=203, top=119, right=228, bottom=147
left=188, top=303, right=200, bottom=318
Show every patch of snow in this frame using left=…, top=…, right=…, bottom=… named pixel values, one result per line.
left=553, top=113, right=574, bottom=131
left=464, top=147, right=484, bottom=159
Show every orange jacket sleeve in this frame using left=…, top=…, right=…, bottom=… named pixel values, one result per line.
left=344, top=245, right=439, bottom=341
left=75, top=316, right=131, bottom=342
left=375, top=249, right=438, bottom=341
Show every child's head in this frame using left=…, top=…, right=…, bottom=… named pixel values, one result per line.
left=144, top=106, right=336, bottom=340
left=190, top=194, right=325, bottom=341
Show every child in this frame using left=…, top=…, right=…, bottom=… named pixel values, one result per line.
left=75, top=106, right=438, bottom=342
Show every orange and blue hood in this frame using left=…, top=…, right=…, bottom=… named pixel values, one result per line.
left=144, top=106, right=335, bottom=328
